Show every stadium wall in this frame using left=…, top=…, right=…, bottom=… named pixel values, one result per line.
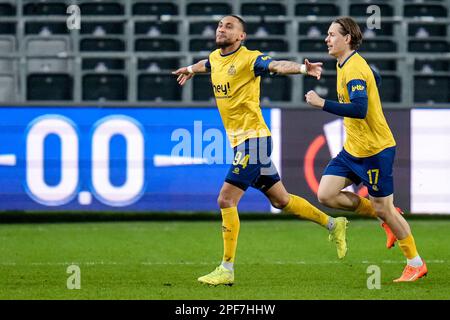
left=0, top=106, right=448, bottom=214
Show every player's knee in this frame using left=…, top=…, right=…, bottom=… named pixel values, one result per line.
left=371, top=201, right=390, bottom=220
left=217, top=194, right=237, bottom=208
left=317, top=192, right=335, bottom=207
left=372, top=204, right=388, bottom=219
left=270, top=195, right=290, bottom=209
left=374, top=209, right=388, bottom=220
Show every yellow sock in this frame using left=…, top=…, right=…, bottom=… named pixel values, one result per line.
left=283, top=194, right=329, bottom=228
left=221, top=207, right=240, bottom=263
left=355, top=196, right=377, bottom=218
left=398, top=234, right=419, bottom=259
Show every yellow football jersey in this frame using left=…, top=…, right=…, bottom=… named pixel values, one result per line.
left=207, top=46, right=272, bottom=147
left=336, top=52, right=396, bottom=157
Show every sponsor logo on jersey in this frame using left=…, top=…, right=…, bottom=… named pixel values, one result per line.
left=352, top=84, right=365, bottom=92
left=213, top=82, right=231, bottom=95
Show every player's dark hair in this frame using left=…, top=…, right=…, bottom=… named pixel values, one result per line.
left=333, top=17, right=363, bottom=50
left=228, top=14, right=246, bottom=32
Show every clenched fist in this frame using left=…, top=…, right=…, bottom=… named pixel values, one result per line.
left=305, top=90, right=325, bottom=109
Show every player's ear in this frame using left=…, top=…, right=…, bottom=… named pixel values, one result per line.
left=239, top=32, right=246, bottom=41
left=345, top=34, right=351, bottom=45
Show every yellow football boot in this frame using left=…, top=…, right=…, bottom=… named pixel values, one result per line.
left=329, top=217, right=349, bottom=259
left=198, top=265, right=234, bottom=286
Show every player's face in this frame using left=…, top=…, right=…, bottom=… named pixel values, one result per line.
left=325, top=23, right=350, bottom=57
left=216, top=16, right=245, bottom=48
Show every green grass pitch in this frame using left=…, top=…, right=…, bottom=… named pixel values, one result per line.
left=0, top=219, right=449, bottom=300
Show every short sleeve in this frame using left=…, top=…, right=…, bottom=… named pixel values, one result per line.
left=370, top=67, right=382, bottom=87
left=253, top=54, right=273, bottom=77
left=205, top=59, right=211, bottom=69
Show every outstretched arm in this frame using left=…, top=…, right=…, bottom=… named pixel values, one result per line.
left=172, top=59, right=209, bottom=86
left=268, top=59, right=323, bottom=79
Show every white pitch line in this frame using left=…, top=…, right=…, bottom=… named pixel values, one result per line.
left=0, top=260, right=445, bottom=267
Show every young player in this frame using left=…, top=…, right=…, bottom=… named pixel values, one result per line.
left=173, top=15, right=348, bottom=286
left=305, top=17, right=427, bottom=282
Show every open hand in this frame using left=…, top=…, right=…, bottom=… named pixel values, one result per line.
left=305, top=59, right=323, bottom=80
left=172, top=67, right=194, bottom=86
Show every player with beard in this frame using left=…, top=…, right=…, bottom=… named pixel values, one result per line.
left=172, top=15, right=349, bottom=286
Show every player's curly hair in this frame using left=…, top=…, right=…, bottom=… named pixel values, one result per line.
left=333, top=17, right=363, bottom=50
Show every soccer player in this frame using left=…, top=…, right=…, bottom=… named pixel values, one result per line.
left=305, top=17, right=427, bottom=282
left=172, top=15, right=348, bottom=286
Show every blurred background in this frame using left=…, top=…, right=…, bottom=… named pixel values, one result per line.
left=0, top=0, right=449, bottom=216
left=0, top=0, right=448, bottom=105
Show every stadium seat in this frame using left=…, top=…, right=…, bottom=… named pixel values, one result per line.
left=27, top=57, right=70, bottom=73
left=0, top=22, right=15, bottom=35
left=359, top=22, right=394, bottom=37
left=189, top=22, right=218, bottom=35
left=0, top=36, right=16, bottom=54
left=298, top=39, right=327, bottom=52
left=408, top=40, right=449, bottom=53
left=79, top=2, right=124, bottom=15
left=245, top=39, right=289, bottom=52
left=247, top=22, right=286, bottom=36
left=350, top=3, right=394, bottom=17
left=80, top=38, right=125, bottom=51
left=378, top=75, right=401, bottom=103
left=320, top=59, right=338, bottom=71
left=359, top=40, right=397, bottom=52
left=0, top=36, right=15, bottom=53
left=186, top=2, right=231, bottom=15
left=0, top=2, right=15, bottom=16
left=81, top=22, right=125, bottom=35
left=295, top=3, right=340, bottom=16
left=25, top=22, right=67, bottom=35
left=135, top=38, right=179, bottom=52
left=138, top=74, right=181, bottom=101
left=193, top=75, right=214, bottom=101
left=241, top=3, right=286, bottom=16
left=82, top=58, right=125, bottom=71
left=190, top=39, right=216, bottom=52
left=367, top=59, right=397, bottom=72
left=404, top=4, right=448, bottom=18
left=414, top=76, right=450, bottom=103
left=135, top=22, right=178, bottom=36
left=298, top=23, right=329, bottom=37
left=261, top=76, right=291, bottom=102
left=138, top=58, right=180, bottom=72
left=0, top=75, right=16, bottom=102
left=409, top=23, right=447, bottom=37
left=414, top=59, right=449, bottom=73
left=132, top=2, right=178, bottom=15
left=25, top=36, right=70, bottom=73
left=26, top=37, right=69, bottom=55
left=23, top=2, right=66, bottom=15
left=304, top=75, right=337, bottom=100
left=83, top=74, right=127, bottom=101
left=0, top=58, right=14, bottom=73
left=27, top=73, right=73, bottom=100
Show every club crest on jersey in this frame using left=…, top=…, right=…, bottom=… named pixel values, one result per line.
left=372, top=185, right=379, bottom=191
left=228, top=65, right=236, bottom=75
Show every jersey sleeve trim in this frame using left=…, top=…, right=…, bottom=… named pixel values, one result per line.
left=253, top=54, right=273, bottom=77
